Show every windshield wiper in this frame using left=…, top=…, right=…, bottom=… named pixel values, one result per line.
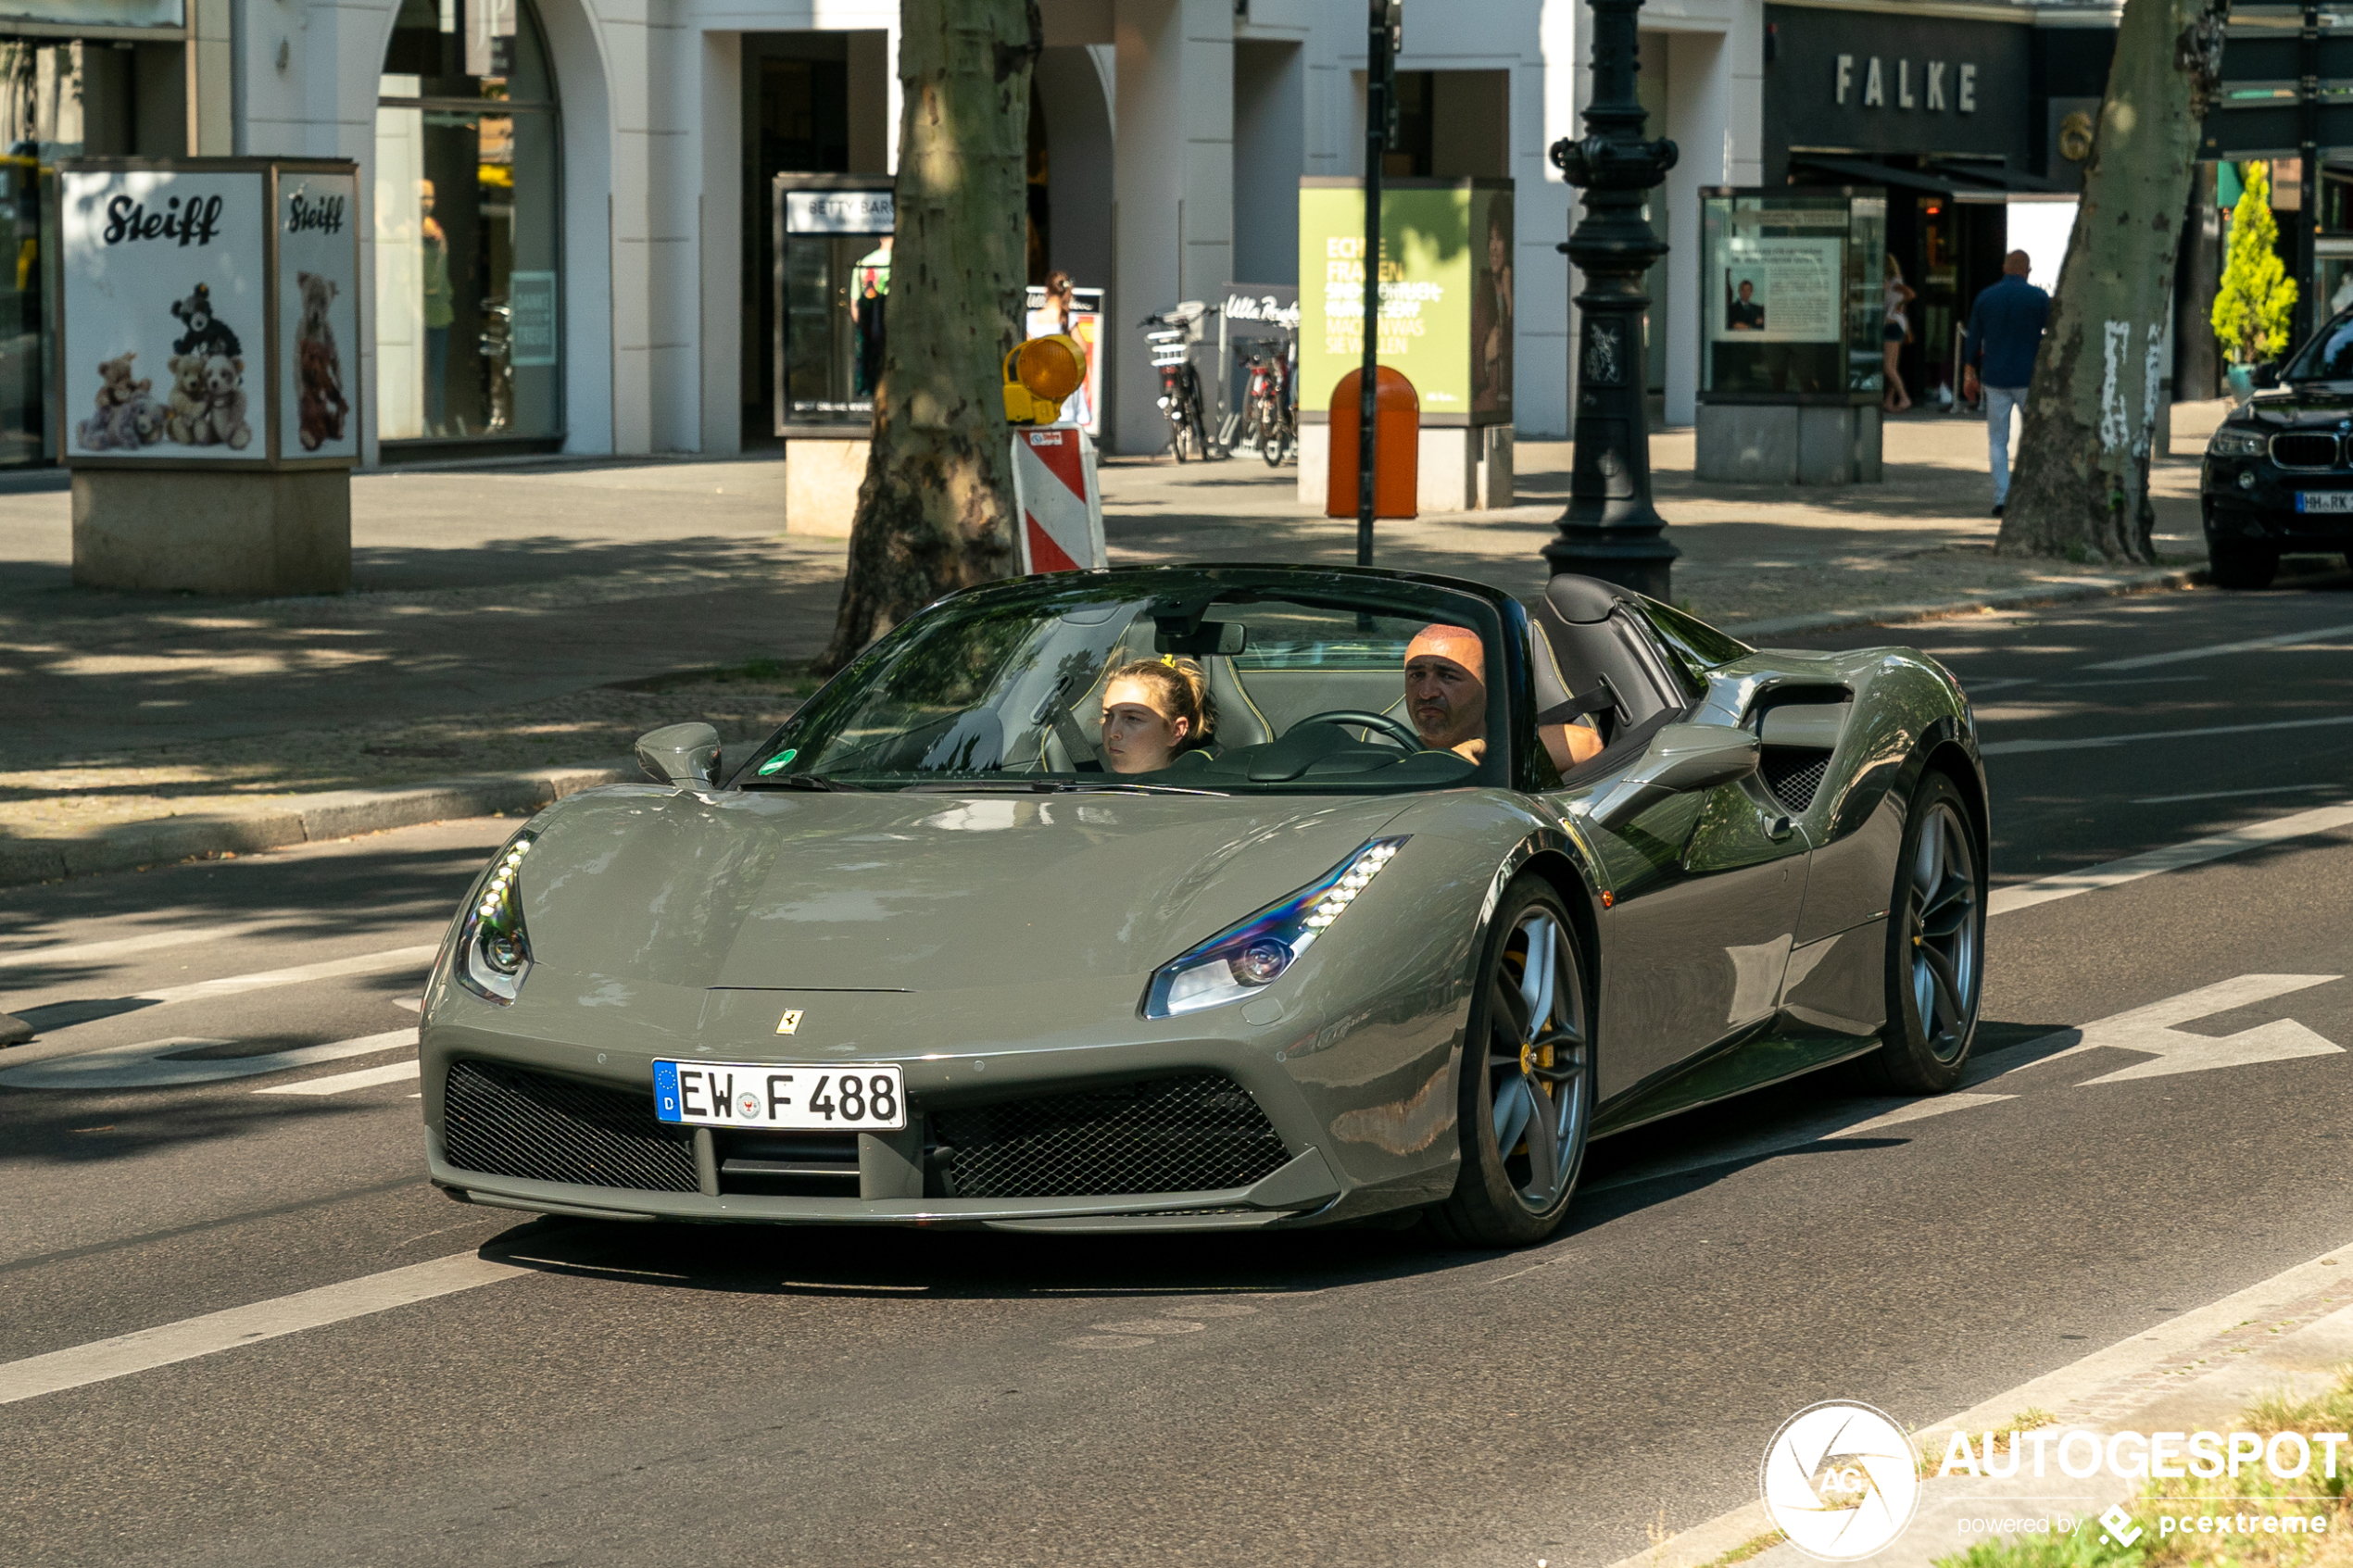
left=740, top=773, right=865, bottom=792
left=900, top=779, right=1229, bottom=797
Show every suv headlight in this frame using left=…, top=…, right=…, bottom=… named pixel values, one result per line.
left=454, top=832, right=537, bottom=1003
left=1144, top=836, right=1409, bottom=1018
left=2208, top=428, right=2269, bottom=458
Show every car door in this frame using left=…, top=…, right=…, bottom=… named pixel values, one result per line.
left=1532, top=595, right=1809, bottom=1102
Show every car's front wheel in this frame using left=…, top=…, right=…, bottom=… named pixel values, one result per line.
left=1861, top=771, right=1985, bottom=1094
left=1428, top=880, right=1592, bottom=1248
left=2209, top=540, right=2279, bottom=590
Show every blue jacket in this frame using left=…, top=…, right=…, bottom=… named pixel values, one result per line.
left=1962, top=274, right=2051, bottom=390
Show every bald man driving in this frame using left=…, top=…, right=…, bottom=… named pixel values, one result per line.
left=1404, top=624, right=1603, bottom=775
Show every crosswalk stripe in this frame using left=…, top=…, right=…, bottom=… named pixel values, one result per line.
left=0, top=1029, right=417, bottom=1090
left=1988, top=802, right=2353, bottom=916
left=0, top=1252, right=529, bottom=1406
left=0, top=919, right=289, bottom=972
left=255, top=1060, right=422, bottom=1097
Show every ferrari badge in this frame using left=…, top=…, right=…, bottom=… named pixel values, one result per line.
left=775, top=1009, right=803, bottom=1035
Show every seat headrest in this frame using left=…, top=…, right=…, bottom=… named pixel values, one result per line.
left=1542, top=574, right=1626, bottom=626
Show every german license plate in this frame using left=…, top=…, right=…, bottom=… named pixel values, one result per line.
left=652, top=1060, right=905, bottom=1131
left=2295, top=491, right=2353, bottom=513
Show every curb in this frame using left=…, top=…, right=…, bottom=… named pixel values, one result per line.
left=0, top=759, right=634, bottom=892
left=1718, top=566, right=2208, bottom=641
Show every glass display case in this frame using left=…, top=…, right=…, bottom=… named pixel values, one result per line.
left=773, top=175, right=894, bottom=433
left=1698, top=189, right=1888, bottom=402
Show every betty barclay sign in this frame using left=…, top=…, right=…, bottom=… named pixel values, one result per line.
left=1297, top=177, right=1514, bottom=425
left=59, top=158, right=362, bottom=468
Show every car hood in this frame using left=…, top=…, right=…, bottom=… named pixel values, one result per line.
left=515, top=784, right=1414, bottom=994
left=2239, top=387, right=2353, bottom=429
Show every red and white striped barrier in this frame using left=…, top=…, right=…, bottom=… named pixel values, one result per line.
left=1010, top=426, right=1105, bottom=573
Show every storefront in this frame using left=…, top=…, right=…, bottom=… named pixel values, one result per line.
left=372, top=0, right=563, bottom=460
left=0, top=0, right=192, bottom=469
left=1759, top=1, right=2108, bottom=404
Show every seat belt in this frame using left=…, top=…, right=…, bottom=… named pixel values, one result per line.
left=1535, top=675, right=1619, bottom=731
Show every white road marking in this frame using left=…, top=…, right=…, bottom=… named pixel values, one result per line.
left=1980, top=711, right=2353, bottom=756
left=124, top=946, right=440, bottom=1009
left=2086, top=618, right=2353, bottom=671
left=0, top=1029, right=418, bottom=1090
left=0, top=918, right=289, bottom=972
left=1821, top=1092, right=2015, bottom=1135
left=0, top=1251, right=529, bottom=1406
left=254, top=1059, right=422, bottom=1097
left=2131, top=784, right=2342, bottom=805
left=1987, top=801, right=2353, bottom=916
left=1984, top=974, right=2344, bottom=1086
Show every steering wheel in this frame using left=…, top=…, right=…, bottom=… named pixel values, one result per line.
left=1292, top=709, right=1424, bottom=753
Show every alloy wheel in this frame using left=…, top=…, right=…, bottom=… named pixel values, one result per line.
left=1906, top=800, right=1980, bottom=1061
left=1482, top=909, right=1590, bottom=1210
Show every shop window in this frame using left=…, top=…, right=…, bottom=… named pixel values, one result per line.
left=375, top=0, right=561, bottom=447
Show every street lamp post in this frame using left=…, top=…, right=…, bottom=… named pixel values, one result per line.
left=1546, top=0, right=1680, bottom=598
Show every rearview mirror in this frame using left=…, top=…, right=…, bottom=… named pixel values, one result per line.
left=636, top=722, right=722, bottom=788
left=1588, top=722, right=1759, bottom=828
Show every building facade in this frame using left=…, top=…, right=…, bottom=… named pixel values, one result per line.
left=8, top=0, right=2155, bottom=473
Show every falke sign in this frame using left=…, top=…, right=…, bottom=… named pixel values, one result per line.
left=1832, top=55, right=1980, bottom=114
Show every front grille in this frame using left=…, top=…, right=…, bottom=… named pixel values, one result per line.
left=1761, top=746, right=1831, bottom=814
left=931, top=1073, right=1289, bottom=1199
left=442, top=1059, right=698, bottom=1192
left=2271, top=432, right=2338, bottom=469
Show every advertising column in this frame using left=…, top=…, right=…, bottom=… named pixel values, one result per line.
left=61, top=158, right=362, bottom=595
left=1295, top=177, right=1515, bottom=512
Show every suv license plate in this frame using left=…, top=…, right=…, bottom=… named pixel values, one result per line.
left=653, top=1060, right=905, bottom=1131
left=2296, top=492, right=2353, bottom=513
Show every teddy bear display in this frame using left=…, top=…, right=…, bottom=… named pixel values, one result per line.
left=74, top=352, right=155, bottom=451
left=163, top=353, right=209, bottom=445
left=295, top=271, right=348, bottom=449
left=170, top=282, right=243, bottom=361
left=197, top=354, right=252, bottom=449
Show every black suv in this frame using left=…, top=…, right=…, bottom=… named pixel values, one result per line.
left=2202, top=312, right=2353, bottom=588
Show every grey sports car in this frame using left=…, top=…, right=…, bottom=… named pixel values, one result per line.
left=420, top=565, right=1987, bottom=1246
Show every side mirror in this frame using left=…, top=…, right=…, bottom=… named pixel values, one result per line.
left=1588, top=722, right=1759, bottom=828
left=635, top=721, right=722, bottom=788
left=2254, top=362, right=2281, bottom=389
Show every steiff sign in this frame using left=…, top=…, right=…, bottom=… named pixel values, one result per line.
left=59, top=157, right=362, bottom=470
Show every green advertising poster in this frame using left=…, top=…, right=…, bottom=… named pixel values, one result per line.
left=1298, top=178, right=1513, bottom=426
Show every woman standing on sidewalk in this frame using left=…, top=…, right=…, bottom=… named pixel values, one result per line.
left=1882, top=255, right=1917, bottom=414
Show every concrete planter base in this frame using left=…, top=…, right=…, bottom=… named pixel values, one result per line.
left=1694, top=403, right=1883, bottom=485
left=1297, top=422, right=1514, bottom=512
left=72, top=469, right=352, bottom=596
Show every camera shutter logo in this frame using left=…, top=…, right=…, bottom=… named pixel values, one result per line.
left=1759, top=1401, right=1921, bottom=1560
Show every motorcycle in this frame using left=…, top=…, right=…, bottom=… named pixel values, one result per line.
left=1140, top=302, right=1213, bottom=462
left=1238, top=332, right=1295, bottom=467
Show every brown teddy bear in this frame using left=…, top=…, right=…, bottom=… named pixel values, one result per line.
left=295, top=271, right=347, bottom=449
left=164, top=353, right=209, bottom=444
left=199, top=354, right=252, bottom=449
left=74, top=353, right=150, bottom=450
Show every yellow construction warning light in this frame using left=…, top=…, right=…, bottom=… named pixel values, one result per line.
left=1002, top=334, right=1088, bottom=424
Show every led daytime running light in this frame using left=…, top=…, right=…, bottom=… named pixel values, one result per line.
left=457, top=833, right=537, bottom=1003
left=1144, top=836, right=1409, bottom=1018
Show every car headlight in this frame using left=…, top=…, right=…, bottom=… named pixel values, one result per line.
left=455, top=832, right=537, bottom=1003
left=2208, top=428, right=2268, bottom=458
left=1144, top=836, right=1410, bottom=1018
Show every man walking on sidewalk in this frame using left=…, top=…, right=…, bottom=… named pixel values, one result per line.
left=1960, top=250, right=2052, bottom=517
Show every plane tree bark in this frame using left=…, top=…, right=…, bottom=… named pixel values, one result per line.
left=1996, top=0, right=2227, bottom=563
left=819, top=0, right=1041, bottom=672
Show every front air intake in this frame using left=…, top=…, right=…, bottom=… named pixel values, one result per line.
left=931, top=1073, right=1289, bottom=1199
left=443, top=1059, right=698, bottom=1192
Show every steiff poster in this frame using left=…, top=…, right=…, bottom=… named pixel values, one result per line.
left=275, top=169, right=359, bottom=461
left=61, top=168, right=266, bottom=461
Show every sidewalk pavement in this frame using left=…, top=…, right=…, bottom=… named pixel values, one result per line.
left=0, top=402, right=2309, bottom=888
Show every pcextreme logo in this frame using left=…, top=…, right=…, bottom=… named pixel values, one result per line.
left=1760, top=1401, right=1922, bottom=1561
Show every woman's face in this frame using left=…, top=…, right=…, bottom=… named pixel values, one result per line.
left=1100, top=677, right=1188, bottom=773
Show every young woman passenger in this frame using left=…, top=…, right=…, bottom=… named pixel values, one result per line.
left=1098, top=657, right=1218, bottom=773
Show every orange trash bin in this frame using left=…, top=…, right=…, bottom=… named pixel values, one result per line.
left=1325, top=366, right=1418, bottom=519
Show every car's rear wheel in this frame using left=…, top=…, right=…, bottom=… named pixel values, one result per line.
left=1428, top=880, right=1592, bottom=1248
left=2209, top=541, right=2278, bottom=590
left=1861, top=771, right=1984, bottom=1094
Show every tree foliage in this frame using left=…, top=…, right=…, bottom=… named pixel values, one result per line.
left=819, top=0, right=1043, bottom=674
left=2210, top=161, right=2297, bottom=364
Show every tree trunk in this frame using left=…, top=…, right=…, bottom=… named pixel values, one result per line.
left=1996, top=0, right=2225, bottom=563
left=818, top=0, right=1041, bottom=672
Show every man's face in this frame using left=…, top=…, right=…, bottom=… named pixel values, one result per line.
left=1738, top=282, right=1754, bottom=300
left=1405, top=653, right=1485, bottom=751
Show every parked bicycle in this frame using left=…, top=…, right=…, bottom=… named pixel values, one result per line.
left=1237, top=332, right=1295, bottom=467
left=1141, top=302, right=1213, bottom=462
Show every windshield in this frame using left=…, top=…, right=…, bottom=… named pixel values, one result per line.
left=736, top=569, right=1513, bottom=796
left=2286, top=311, right=2353, bottom=381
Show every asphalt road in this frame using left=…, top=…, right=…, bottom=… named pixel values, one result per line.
left=5, top=578, right=2352, bottom=1568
